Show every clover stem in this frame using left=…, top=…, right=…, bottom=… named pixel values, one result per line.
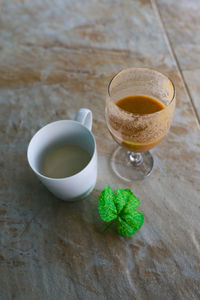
left=102, top=219, right=116, bottom=233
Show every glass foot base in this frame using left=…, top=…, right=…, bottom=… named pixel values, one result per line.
left=111, top=146, right=154, bottom=181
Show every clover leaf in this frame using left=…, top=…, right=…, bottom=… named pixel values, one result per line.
left=98, top=186, right=144, bottom=237
left=122, top=190, right=140, bottom=215
left=115, top=189, right=127, bottom=213
left=98, top=186, right=118, bottom=222
left=118, top=211, right=144, bottom=237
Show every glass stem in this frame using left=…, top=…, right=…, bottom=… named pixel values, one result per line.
left=128, top=152, right=143, bottom=166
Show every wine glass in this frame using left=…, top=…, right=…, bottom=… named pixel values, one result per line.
left=105, top=68, right=176, bottom=181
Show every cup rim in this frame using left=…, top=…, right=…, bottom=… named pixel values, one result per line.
left=108, top=67, right=176, bottom=117
left=27, top=119, right=96, bottom=181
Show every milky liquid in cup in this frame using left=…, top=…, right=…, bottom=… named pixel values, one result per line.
left=40, top=144, right=91, bottom=178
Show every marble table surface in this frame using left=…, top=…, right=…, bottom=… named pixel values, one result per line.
left=0, top=0, right=200, bottom=299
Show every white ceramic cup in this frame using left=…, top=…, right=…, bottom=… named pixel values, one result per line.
left=27, top=108, right=97, bottom=201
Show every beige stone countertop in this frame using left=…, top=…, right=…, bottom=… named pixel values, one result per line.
left=0, top=0, right=200, bottom=299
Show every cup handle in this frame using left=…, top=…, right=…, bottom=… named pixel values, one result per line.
left=74, top=108, right=92, bottom=131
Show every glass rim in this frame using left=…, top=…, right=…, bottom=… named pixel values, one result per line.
left=107, top=67, right=176, bottom=116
